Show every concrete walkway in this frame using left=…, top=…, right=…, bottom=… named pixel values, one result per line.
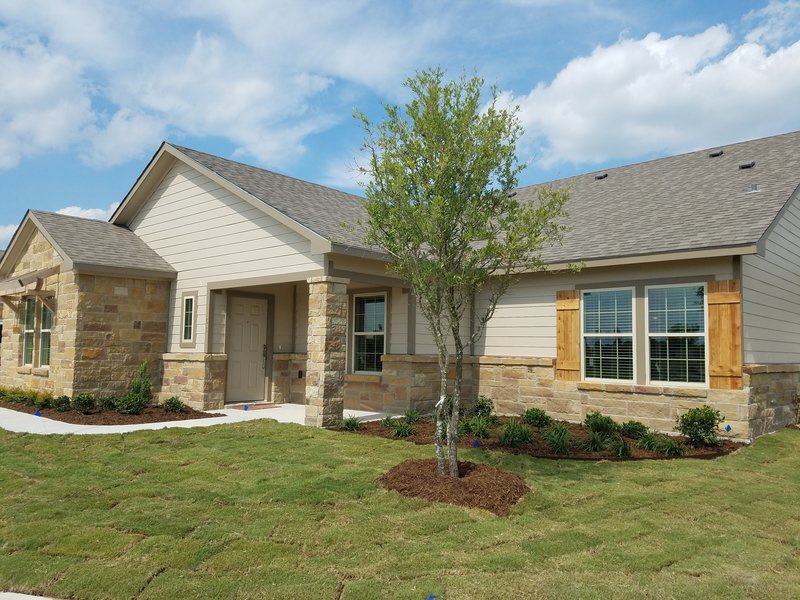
left=0, top=403, right=391, bottom=435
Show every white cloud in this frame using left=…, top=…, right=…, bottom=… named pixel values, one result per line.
left=56, top=202, right=119, bottom=221
left=0, top=29, right=94, bottom=168
left=745, top=0, right=800, bottom=47
left=0, top=223, right=18, bottom=248
left=502, top=25, right=800, bottom=167
left=321, top=151, right=371, bottom=192
left=81, top=110, right=166, bottom=168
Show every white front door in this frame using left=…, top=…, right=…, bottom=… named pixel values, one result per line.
left=227, top=296, right=268, bottom=403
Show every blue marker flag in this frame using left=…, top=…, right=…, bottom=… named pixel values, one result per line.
left=244, top=405, right=249, bottom=411
left=35, top=410, right=42, bottom=417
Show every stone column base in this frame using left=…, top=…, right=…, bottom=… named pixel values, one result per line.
left=160, top=353, right=227, bottom=410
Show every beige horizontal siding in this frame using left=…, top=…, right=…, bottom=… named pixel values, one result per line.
left=742, top=190, right=800, bottom=364
left=130, top=163, right=323, bottom=352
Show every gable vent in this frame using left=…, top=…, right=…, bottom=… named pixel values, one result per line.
left=739, top=161, right=755, bottom=170
left=709, top=149, right=724, bottom=158
left=594, top=173, right=608, bottom=180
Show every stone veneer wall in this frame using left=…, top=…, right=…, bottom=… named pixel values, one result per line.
left=160, top=353, right=228, bottom=410
left=744, top=365, right=800, bottom=437
left=271, top=353, right=307, bottom=404
left=0, top=230, right=78, bottom=395
left=72, top=274, right=170, bottom=397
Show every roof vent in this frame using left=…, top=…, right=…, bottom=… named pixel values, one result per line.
left=739, top=160, right=755, bottom=170
left=594, top=173, right=608, bottom=180
left=749, top=183, right=760, bottom=193
left=709, top=149, right=724, bottom=158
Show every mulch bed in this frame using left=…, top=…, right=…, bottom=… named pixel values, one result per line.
left=377, top=458, right=529, bottom=516
left=353, top=418, right=745, bottom=460
left=0, top=401, right=222, bottom=425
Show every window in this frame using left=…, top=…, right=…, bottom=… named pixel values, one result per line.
left=582, top=289, right=634, bottom=381
left=181, top=292, right=197, bottom=346
left=647, top=284, right=706, bottom=384
left=353, top=294, right=386, bottom=373
left=23, top=297, right=35, bottom=366
left=39, top=304, right=53, bottom=367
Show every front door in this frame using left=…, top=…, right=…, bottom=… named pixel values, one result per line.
left=227, top=296, right=268, bottom=403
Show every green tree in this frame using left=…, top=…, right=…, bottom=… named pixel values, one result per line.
left=356, top=68, right=569, bottom=477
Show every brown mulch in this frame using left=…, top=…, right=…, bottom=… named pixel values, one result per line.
left=353, top=418, right=745, bottom=460
left=0, top=401, right=222, bottom=425
left=377, top=458, right=529, bottom=516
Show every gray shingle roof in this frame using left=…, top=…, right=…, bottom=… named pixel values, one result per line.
left=172, top=145, right=370, bottom=250
left=519, top=130, right=800, bottom=263
left=30, top=211, right=175, bottom=276
left=172, top=131, right=800, bottom=265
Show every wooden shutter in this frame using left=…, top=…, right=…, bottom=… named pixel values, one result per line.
left=556, top=290, right=581, bottom=381
left=707, top=279, right=742, bottom=389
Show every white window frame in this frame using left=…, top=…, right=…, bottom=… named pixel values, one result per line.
left=580, top=286, right=636, bottom=383
left=22, top=297, right=35, bottom=366
left=645, top=282, right=708, bottom=387
left=180, top=291, right=198, bottom=348
left=39, top=303, right=53, bottom=367
left=351, top=292, right=387, bottom=374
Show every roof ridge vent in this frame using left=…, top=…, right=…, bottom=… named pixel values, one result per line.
left=739, top=160, right=755, bottom=170
left=594, top=172, right=608, bottom=180
left=709, top=149, right=724, bottom=158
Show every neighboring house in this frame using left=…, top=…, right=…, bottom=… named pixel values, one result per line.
left=2, top=131, right=799, bottom=439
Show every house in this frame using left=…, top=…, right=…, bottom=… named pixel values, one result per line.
left=2, top=131, right=800, bottom=439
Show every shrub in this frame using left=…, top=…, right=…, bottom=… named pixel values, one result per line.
left=35, top=395, right=53, bottom=410
left=129, top=361, right=153, bottom=404
left=637, top=432, right=661, bottom=451
left=467, top=395, right=495, bottom=420
left=619, top=420, right=649, bottom=439
left=522, top=407, right=552, bottom=428
left=52, top=395, right=71, bottom=412
left=98, top=396, right=119, bottom=411
left=675, top=406, right=723, bottom=447
left=381, top=415, right=396, bottom=428
left=606, top=436, right=632, bottom=459
left=656, top=436, right=685, bottom=457
left=543, top=423, right=572, bottom=454
left=584, top=411, right=619, bottom=436
left=339, top=415, right=362, bottom=431
left=116, top=393, right=149, bottom=415
left=392, top=421, right=415, bottom=438
left=403, top=409, right=422, bottom=424
left=71, top=393, right=97, bottom=414
left=464, top=415, right=492, bottom=439
left=163, top=396, right=186, bottom=413
left=499, top=421, right=533, bottom=447
left=582, top=430, right=607, bottom=452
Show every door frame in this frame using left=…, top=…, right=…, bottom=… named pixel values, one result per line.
left=224, top=291, right=275, bottom=404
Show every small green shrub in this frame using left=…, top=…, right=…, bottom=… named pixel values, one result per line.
left=467, top=395, right=495, bottom=419
left=656, top=436, right=685, bottom=457
left=392, top=421, right=415, bottom=438
left=35, top=395, right=53, bottom=410
left=584, top=411, right=619, bottom=436
left=522, top=407, right=552, bottom=428
left=499, top=421, right=533, bottom=447
left=52, top=395, right=71, bottom=412
left=339, top=415, right=362, bottom=431
left=98, top=396, right=119, bottom=411
left=403, top=409, right=422, bottom=424
left=619, top=420, right=649, bottom=439
left=543, top=423, right=572, bottom=454
left=675, top=406, right=723, bottom=447
left=637, top=432, right=660, bottom=451
left=129, top=361, right=153, bottom=403
left=582, top=430, right=607, bottom=452
left=381, top=415, right=396, bottom=428
left=606, top=436, right=632, bottom=459
left=115, top=393, right=149, bottom=415
left=71, top=393, right=97, bottom=414
left=162, top=396, right=186, bottom=413
left=464, top=415, right=492, bottom=439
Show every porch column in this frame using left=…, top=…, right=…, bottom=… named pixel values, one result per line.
left=304, top=276, right=349, bottom=427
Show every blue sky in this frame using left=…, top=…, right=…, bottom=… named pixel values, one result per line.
left=1, top=0, right=799, bottom=248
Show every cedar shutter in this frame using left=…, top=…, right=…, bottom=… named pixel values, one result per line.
left=707, top=279, right=742, bottom=390
left=556, top=290, right=581, bottom=381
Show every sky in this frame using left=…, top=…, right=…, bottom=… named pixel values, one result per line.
left=1, top=0, right=799, bottom=248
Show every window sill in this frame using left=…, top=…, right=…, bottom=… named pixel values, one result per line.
left=16, top=366, right=32, bottom=375
left=345, top=373, right=382, bottom=383
left=577, top=381, right=708, bottom=398
left=32, top=368, right=50, bottom=378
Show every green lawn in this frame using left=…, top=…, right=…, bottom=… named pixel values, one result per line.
left=1, top=421, right=799, bottom=600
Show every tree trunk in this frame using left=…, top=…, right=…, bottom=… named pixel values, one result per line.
left=447, top=350, right=463, bottom=477
left=434, top=355, right=449, bottom=476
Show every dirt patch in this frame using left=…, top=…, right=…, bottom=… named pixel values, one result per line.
left=377, top=458, right=529, bottom=516
left=0, top=401, right=223, bottom=425
left=353, top=418, right=745, bottom=460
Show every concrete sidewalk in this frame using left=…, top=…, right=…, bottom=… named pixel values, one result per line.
left=0, top=403, right=391, bottom=435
